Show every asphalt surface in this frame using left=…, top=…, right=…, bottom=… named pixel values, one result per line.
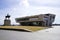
left=0, top=26, right=60, bottom=40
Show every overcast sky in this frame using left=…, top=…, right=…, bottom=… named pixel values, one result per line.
left=0, top=0, right=60, bottom=25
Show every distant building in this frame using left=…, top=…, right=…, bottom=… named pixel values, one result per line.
left=3, top=14, right=11, bottom=26
left=15, top=13, right=55, bottom=27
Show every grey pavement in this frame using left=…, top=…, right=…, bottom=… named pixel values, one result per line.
left=0, top=26, right=60, bottom=40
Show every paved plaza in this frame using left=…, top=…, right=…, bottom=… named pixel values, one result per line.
left=0, top=26, right=60, bottom=40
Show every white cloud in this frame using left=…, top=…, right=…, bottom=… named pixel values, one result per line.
left=29, top=0, right=60, bottom=7
left=19, top=0, right=30, bottom=8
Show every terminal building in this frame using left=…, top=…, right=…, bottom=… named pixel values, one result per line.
left=15, top=13, right=55, bottom=27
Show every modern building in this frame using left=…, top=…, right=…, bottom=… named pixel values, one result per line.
left=15, top=13, right=55, bottom=27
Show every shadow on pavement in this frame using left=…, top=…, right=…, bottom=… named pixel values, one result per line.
left=0, top=28, right=31, bottom=32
